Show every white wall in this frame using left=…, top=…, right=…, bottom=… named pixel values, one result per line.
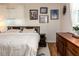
left=60, top=3, right=73, bottom=33
left=0, top=3, right=72, bottom=42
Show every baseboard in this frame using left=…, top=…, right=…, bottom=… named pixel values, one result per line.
left=46, top=41, right=56, bottom=43
left=46, top=40, right=56, bottom=43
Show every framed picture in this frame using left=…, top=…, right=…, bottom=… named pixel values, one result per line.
left=50, top=9, right=59, bottom=20
left=39, top=15, right=49, bottom=23
left=40, top=7, right=48, bottom=14
left=30, top=9, right=38, bottom=20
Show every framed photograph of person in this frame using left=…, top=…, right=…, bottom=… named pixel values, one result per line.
left=50, top=9, right=59, bottom=20
left=39, top=15, right=49, bottom=23
left=30, top=9, right=38, bottom=20
left=40, top=7, right=48, bottom=14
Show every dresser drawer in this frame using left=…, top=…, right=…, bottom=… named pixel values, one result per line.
left=67, top=42, right=79, bottom=55
left=66, top=49, right=75, bottom=56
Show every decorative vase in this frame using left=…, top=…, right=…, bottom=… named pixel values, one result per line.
left=74, top=31, right=79, bottom=35
left=76, top=31, right=79, bottom=34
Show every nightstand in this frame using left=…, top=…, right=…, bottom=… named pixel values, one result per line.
left=39, top=34, right=46, bottom=47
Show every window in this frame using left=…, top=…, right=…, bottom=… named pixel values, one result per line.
left=71, top=3, right=79, bottom=26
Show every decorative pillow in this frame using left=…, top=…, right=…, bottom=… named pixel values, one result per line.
left=0, top=26, right=7, bottom=33
left=6, top=29, right=20, bottom=33
left=22, top=28, right=36, bottom=33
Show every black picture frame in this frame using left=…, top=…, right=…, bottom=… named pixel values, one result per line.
left=30, top=9, right=38, bottom=20
left=39, top=15, right=49, bottom=23
left=40, top=7, right=48, bottom=14
left=50, top=9, right=59, bottom=20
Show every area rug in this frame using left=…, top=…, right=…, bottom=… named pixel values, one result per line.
left=37, top=44, right=50, bottom=56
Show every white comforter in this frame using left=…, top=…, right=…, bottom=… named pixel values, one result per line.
left=0, top=32, right=40, bottom=56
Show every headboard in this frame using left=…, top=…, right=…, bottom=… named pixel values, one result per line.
left=7, top=26, right=40, bottom=34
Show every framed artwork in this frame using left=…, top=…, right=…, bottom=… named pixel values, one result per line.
left=39, top=15, right=49, bottom=23
left=30, top=9, right=38, bottom=20
left=40, top=7, right=48, bottom=14
left=50, top=9, right=59, bottom=20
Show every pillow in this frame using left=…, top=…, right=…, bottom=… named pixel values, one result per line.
left=0, top=26, right=7, bottom=33
left=22, top=28, right=36, bottom=33
left=6, top=29, right=20, bottom=33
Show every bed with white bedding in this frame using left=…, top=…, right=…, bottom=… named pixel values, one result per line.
left=0, top=26, right=40, bottom=56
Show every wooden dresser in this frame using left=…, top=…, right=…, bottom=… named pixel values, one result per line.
left=56, top=32, right=79, bottom=56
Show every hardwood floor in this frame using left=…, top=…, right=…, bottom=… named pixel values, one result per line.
left=48, top=43, right=57, bottom=56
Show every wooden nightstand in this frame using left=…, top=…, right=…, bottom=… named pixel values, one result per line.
left=39, top=34, right=46, bottom=47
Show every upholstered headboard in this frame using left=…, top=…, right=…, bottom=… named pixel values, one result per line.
left=7, top=26, right=40, bottom=34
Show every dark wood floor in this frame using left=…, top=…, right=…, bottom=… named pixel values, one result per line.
left=48, top=43, right=57, bottom=56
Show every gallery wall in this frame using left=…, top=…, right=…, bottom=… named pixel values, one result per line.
left=24, top=3, right=61, bottom=42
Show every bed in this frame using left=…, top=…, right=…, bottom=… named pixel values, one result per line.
left=0, top=26, right=40, bottom=56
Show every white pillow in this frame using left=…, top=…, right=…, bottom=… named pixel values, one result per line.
left=22, top=28, right=36, bottom=33
left=0, top=26, right=7, bottom=33
left=6, top=29, right=20, bottom=33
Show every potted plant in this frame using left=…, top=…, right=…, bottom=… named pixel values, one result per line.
left=73, top=25, right=79, bottom=35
